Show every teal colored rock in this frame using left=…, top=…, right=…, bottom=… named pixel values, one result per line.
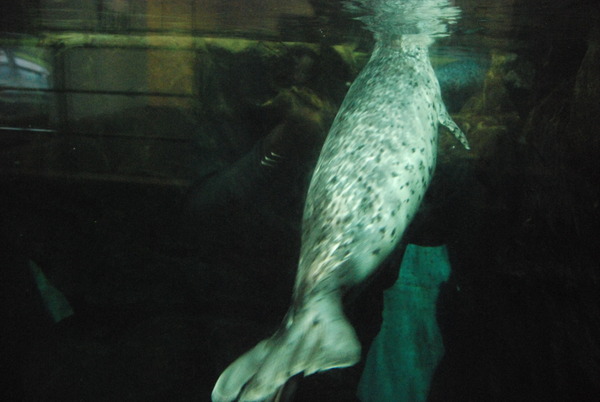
left=357, top=244, right=451, bottom=402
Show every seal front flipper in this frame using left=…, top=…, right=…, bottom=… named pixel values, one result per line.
left=211, top=296, right=360, bottom=402
left=438, top=106, right=470, bottom=150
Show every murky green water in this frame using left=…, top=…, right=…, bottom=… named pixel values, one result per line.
left=1, top=1, right=598, bottom=401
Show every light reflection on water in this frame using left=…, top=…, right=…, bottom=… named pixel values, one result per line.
left=11, top=0, right=586, bottom=55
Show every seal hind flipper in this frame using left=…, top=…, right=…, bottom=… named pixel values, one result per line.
left=438, top=106, right=470, bottom=150
left=212, top=297, right=360, bottom=402
left=211, top=339, right=271, bottom=402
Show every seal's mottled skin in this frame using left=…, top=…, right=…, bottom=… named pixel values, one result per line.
left=298, top=39, right=466, bottom=299
left=212, top=36, right=468, bottom=402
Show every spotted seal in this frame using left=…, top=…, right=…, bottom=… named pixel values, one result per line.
left=212, top=3, right=469, bottom=401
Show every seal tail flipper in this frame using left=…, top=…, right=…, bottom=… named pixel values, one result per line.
left=438, top=107, right=470, bottom=150
left=212, top=298, right=361, bottom=402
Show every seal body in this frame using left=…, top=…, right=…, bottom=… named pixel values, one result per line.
left=300, top=39, right=452, bottom=295
left=212, top=36, right=468, bottom=402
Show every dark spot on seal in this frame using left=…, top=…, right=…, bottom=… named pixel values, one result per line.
left=313, top=318, right=320, bottom=326
left=379, top=227, right=386, bottom=234
left=411, top=148, right=416, bottom=153
left=391, top=228, right=397, bottom=236
left=372, top=248, right=381, bottom=255
left=360, top=197, right=374, bottom=211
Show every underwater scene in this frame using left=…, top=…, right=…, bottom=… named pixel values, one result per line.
left=1, top=1, right=598, bottom=401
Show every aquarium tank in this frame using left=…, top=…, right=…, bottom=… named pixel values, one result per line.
left=1, top=1, right=598, bottom=401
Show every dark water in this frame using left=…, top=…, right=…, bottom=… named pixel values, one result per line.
left=1, top=1, right=599, bottom=401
